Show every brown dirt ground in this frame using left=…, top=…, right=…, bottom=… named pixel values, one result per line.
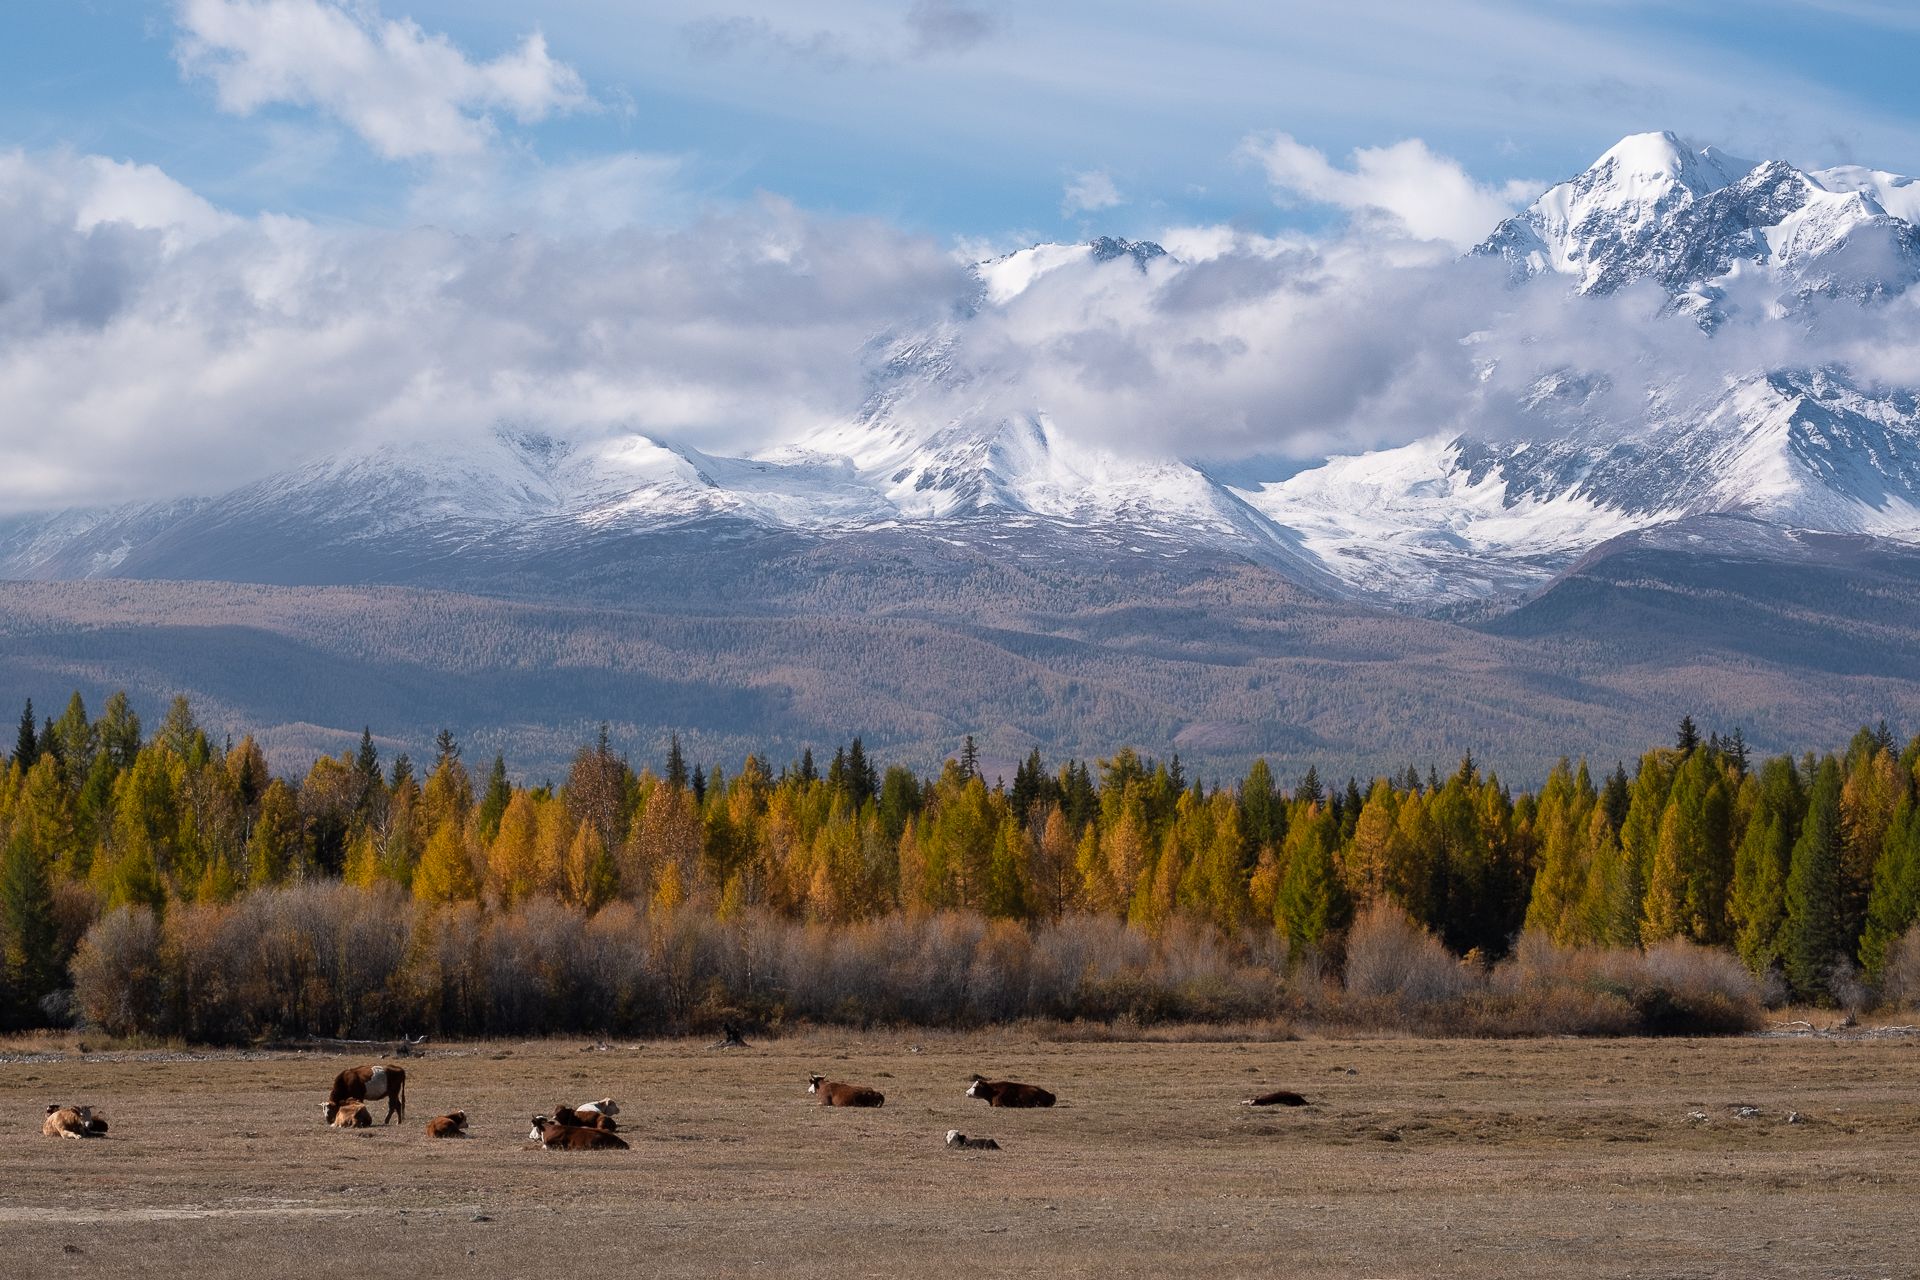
left=1, top=1030, right=1915, bottom=1278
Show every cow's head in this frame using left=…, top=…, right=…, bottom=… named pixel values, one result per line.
left=965, top=1077, right=988, bottom=1100
left=529, top=1116, right=551, bottom=1142
left=946, top=1129, right=964, bottom=1146
left=323, top=1100, right=339, bottom=1124
left=807, top=1074, right=825, bottom=1094
left=446, top=1111, right=466, bottom=1129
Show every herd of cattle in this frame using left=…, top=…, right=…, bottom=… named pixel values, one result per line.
left=40, top=1060, right=1310, bottom=1151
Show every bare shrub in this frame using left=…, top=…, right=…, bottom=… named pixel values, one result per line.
left=1344, top=903, right=1478, bottom=1006
left=1883, top=925, right=1920, bottom=1010
left=70, top=907, right=164, bottom=1037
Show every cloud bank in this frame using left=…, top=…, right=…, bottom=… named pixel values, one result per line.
left=4, top=130, right=1918, bottom=516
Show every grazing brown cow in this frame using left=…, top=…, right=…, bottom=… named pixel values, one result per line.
left=965, top=1074, right=1055, bottom=1108
left=1241, top=1089, right=1309, bottom=1107
left=42, top=1105, right=109, bottom=1139
left=550, top=1104, right=618, bottom=1131
left=324, top=1064, right=406, bottom=1126
left=528, top=1116, right=629, bottom=1150
left=331, top=1100, right=373, bottom=1129
left=945, top=1129, right=1000, bottom=1150
left=426, top=1111, right=469, bottom=1138
left=808, top=1074, right=885, bottom=1107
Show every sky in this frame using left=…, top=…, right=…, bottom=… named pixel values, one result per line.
left=4, top=0, right=1920, bottom=512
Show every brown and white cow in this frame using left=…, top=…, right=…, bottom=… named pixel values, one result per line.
left=945, top=1129, right=1000, bottom=1150
left=426, top=1111, right=469, bottom=1138
left=324, top=1064, right=406, bottom=1126
left=330, top=1100, right=373, bottom=1129
left=550, top=1104, right=618, bottom=1131
left=1241, top=1089, right=1309, bottom=1107
left=42, top=1105, right=109, bottom=1139
left=528, top=1115, right=629, bottom=1150
left=965, top=1074, right=1055, bottom=1108
left=574, top=1098, right=619, bottom=1119
left=808, top=1074, right=885, bottom=1107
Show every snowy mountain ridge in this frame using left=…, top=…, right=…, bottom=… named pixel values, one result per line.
left=5, top=134, right=1920, bottom=613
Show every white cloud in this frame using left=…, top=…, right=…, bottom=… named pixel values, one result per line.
left=0, top=149, right=966, bottom=513
left=1061, top=170, right=1123, bottom=216
left=174, top=0, right=590, bottom=161
left=1248, top=132, right=1538, bottom=249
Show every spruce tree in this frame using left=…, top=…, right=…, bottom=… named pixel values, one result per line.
left=1296, top=765, right=1323, bottom=806
left=665, top=733, right=688, bottom=791
left=1676, top=715, right=1700, bottom=755
left=1860, top=798, right=1920, bottom=981
left=960, top=735, right=979, bottom=781
left=12, top=700, right=35, bottom=770
left=476, top=753, right=512, bottom=844
left=0, top=829, right=57, bottom=1027
left=1783, top=758, right=1847, bottom=1001
left=798, top=747, right=818, bottom=784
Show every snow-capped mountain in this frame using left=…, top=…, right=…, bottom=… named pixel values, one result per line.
left=6, top=135, right=1920, bottom=614
left=1477, top=130, right=1920, bottom=313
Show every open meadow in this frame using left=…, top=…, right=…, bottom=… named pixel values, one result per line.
left=1, top=1029, right=1916, bottom=1278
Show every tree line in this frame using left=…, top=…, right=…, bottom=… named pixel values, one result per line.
left=3, top=693, right=1918, bottom=1030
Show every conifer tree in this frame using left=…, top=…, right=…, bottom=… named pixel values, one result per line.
left=666, top=733, right=688, bottom=791
left=1860, top=798, right=1920, bottom=981
left=960, top=735, right=980, bottom=781
left=476, top=753, right=512, bottom=844
left=1296, top=765, right=1323, bottom=806
left=12, top=700, right=35, bottom=770
left=1275, top=811, right=1350, bottom=961
left=1730, top=757, right=1802, bottom=974
left=1783, top=758, right=1847, bottom=1001
left=1676, top=715, right=1700, bottom=755
left=0, top=828, right=57, bottom=1027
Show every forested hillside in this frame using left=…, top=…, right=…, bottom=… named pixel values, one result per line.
left=3, top=691, right=1918, bottom=1039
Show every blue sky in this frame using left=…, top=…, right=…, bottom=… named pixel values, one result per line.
left=7, top=0, right=1920, bottom=240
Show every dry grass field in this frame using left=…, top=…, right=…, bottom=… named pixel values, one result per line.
left=2, top=1028, right=1916, bottom=1278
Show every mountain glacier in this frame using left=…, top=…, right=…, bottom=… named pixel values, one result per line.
left=4, top=135, right=1920, bottom=614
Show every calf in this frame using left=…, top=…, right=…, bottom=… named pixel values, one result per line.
left=945, top=1129, right=1000, bottom=1150
left=425, top=1111, right=469, bottom=1138
left=528, top=1115, right=629, bottom=1150
left=965, top=1074, right=1055, bottom=1108
left=1241, top=1090, right=1309, bottom=1107
left=331, top=1100, right=373, bottom=1129
left=551, top=1104, right=618, bottom=1131
left=42, top=1105, right=108, bottom=1139
left=808, top=1074, right=885, bottom=1107
left=324, top=1064, right=406, bottom=1126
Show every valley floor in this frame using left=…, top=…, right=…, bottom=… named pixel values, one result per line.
left=2, top=1031, right=1915, bottom=1278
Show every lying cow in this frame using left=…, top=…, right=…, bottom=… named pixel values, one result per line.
left=324, top=1064, right=406, bottom=1126
left=808, top=1074, right=885, bottom=1107
left=945, top=1129, right=1000, bottom=1150
left=528, top=1115, right=629, bottom=1150
left=551, top=1104, right=618, bottom=1131
left=43, top=1105, right=109, bottom=1139
left=331, top=1100, right=373, bottom=1129
left=1241, top=1089, right=1309, bottom=1107
left=574, top=1098, right=619, bottom=1119
left=426, top=1111, right=469, bottom=1138
left=965, top=1074, right=1055, bottom=1108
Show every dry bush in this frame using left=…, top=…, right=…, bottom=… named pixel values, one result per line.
left=70, top=906, right=164, bottom=1037
left=1344, top=903, right=1479, bottom=1006
left=1880, top=925, right=1920, bottom=1010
